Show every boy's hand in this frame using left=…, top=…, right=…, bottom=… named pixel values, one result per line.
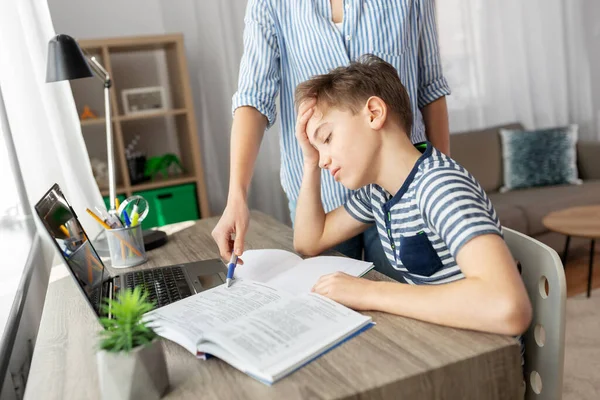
left=295, top=99, right=318, bottom=166
left=312, top=272, right=375, bottom=311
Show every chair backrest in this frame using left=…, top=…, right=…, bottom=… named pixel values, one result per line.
left=503, top=227, right=566, bottom=400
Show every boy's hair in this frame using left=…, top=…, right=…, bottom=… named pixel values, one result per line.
left=295, top=54, right=413, bottom=135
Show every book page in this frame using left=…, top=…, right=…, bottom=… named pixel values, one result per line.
left=145, top=281, right=293, bottom=353
left=200, top=292, right=371, bottom=373
left=268, top=256, right=374, bottom=294
left=234, top=249, right=302, bottom=283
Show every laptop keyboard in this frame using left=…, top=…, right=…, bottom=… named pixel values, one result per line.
left=124, top=266, right=193, bottom=309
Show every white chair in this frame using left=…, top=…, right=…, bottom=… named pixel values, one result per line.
left=503, top=227, right=566, bottom=400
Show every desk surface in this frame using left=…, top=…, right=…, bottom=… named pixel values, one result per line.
left=25, top=211, right=521, bottom=399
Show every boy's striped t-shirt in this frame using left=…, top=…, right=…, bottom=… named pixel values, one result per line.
left=345, top=143, right=523, bottom=366
left=344, top=142, right=503, bottom=284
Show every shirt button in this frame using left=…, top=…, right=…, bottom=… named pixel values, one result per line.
left=345, top=3, right=351, bottom=10
left=346, top=34, right=352, bottom=41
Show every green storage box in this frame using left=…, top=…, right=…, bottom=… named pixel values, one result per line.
left=134, top=183, right=199, bottom=228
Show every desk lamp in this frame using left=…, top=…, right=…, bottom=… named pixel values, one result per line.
left=46, top=34, right=167, bottom=250
left=46, top=34, right=117, bottom=213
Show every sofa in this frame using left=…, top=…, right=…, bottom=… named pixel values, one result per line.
left=449, top=123, right=600, bottom=253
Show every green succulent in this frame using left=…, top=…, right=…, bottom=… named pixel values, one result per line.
left=98, top=287, right=157, bottom=353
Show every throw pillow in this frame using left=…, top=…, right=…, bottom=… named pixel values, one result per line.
left=499, top=125, right=581, bottom=192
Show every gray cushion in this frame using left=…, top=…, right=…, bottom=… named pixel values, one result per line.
left=499, top=125, right=581, bottom=191
left=488, top=180, right=600, bottom=236
left=450, top=123, right=524, bottom=193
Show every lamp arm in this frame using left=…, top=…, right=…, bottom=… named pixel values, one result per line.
left=88, top=56, right=111, bottom=88
left=85, top=56, right=116, bottom=212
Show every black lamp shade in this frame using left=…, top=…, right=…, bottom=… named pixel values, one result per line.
left=46, top=34, right=94, bottom=83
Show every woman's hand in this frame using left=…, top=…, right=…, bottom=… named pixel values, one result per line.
left=295, top=98, right=319, bottom=167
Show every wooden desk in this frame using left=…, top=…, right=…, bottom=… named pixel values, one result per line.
left=25, top=211, right=522, bottom=399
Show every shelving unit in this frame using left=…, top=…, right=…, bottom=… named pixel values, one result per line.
left=71, top=34, right=210, bottom=220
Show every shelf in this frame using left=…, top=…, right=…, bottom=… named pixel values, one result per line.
left=80, top=109, right=187, bottom=127
left=79, top=34, right=182, bottom=51
left=80, top=118, right=107, bottom=127
left=131, top=174, right=197, bottom=192
left=117, top=108, right=188, bottom=122
left=100, top=186, right=127, bottom=197
left=76, top=34, right=211, bottom=218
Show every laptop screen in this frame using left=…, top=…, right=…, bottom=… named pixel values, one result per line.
left=35, top=184, right=107, bottom=314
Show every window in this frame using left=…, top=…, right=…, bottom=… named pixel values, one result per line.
left=435, top=0, right=484, bottom=111
left=0, top=114, right=22, bottom=224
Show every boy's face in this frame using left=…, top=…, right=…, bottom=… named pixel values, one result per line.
left=305, top=103, right=380, bottom=190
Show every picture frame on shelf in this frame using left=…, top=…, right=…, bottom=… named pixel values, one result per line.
left=121, top=86, right=166, bottom=115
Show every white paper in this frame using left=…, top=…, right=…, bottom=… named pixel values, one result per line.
left=201, top=292, right=371, bottom=372
left=234, top=249, right=302, bottom=282
left=146, top=281, right=292, bottom=352
left=268, top=256, right=373, bottom=294
left=236, top=250, right=373, bottom=295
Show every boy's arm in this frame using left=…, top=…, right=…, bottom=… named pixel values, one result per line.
left=293, top=100, right=370, bottom=256
left=418, top=0, right=451, bottom=155
left=314, top=234, right=532, bottom=336
left=314, top=169, right=532, bottom=335
left=370, top=235, right=530, bottom=335
left=293, top=163, right=370, bottom=256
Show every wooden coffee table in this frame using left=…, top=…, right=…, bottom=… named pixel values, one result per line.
left=543, top=205, right=600, bottom=297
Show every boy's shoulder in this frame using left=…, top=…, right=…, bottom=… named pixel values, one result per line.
left=414, top=148, right=486, bottom=199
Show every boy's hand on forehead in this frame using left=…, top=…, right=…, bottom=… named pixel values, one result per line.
left=296, top=98, right=319, bottom=167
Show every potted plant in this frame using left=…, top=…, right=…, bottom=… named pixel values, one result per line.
left=96, top=287, right=169, bottom=400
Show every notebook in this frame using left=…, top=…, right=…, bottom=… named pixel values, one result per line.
left=145, top=249, right=375, bottom=384
left=146, top=280, right=373, bottom=385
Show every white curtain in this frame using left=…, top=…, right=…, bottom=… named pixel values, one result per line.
left=158, top=0, right=291, bottom=225
left=436, top=0, right=596, bottom=140
left=0, top=0, right=104, bottom=236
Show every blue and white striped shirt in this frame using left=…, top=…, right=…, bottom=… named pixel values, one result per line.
left=345, top=143, right=524, bottom=363
left=345, top=142, right=503, bottom=284
left=233, top=0, right=451, bottom=213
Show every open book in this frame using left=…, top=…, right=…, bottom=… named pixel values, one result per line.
left=146, top=280, right=373, bottom=385
left=232, top=249, right=374, bottom=294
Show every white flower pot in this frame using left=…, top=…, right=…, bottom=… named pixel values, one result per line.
left=97, top=339, right=169, bottom=400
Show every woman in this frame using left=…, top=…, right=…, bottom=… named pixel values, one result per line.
left=212, top=0, right=451, bottom=279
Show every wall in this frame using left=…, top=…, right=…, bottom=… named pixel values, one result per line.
left=47, top=0, right=291, bottom=223
left=581, top=1, right=600, bottom=137
left=48, top=0, right=166, bottom=39
left=47, top=0, right=181, bottom=193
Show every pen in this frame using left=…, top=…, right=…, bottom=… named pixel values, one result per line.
left=106, top=212, right=124, bottom=229
left=122, top=209, right=132, bottom=227
left=226, top=253, right=238, bottom=288
left=86, top=208, right=143, bottom=257
left=131, top=199, right=140, bottom=226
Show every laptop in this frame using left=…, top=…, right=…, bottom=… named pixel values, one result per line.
left=35, top=183, right=227, bottom=317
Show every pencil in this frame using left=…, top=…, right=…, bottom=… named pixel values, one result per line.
left=86, top=208, right=143, bottom=257
left=59, top=225, right=70, bottom=237
left=86, top=208, right=111, bottom=230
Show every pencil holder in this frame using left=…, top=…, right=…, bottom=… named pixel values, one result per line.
left=106, top=224, right=147, bottom=268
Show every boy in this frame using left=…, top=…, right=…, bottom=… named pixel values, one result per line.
left=293, top=55, right=532, bottom=336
